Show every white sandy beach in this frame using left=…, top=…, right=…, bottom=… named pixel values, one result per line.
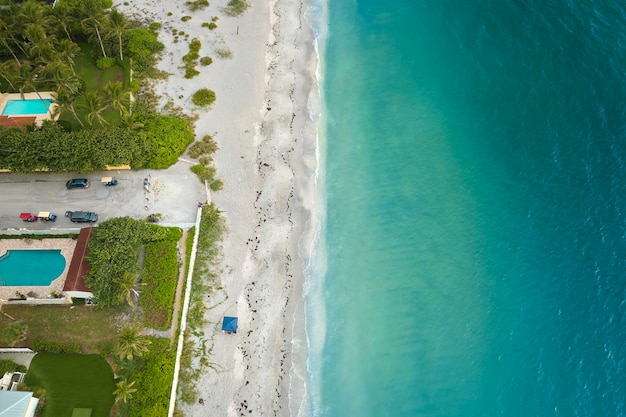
left=114, top=0, right=318, bottom=415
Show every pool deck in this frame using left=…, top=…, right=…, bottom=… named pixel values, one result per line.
left=0, top=92, right=58, bottom=127
left=0, top=238, right=76, bottom=303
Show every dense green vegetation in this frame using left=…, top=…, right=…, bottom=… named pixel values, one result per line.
left=178, top=204, right=225, bottom=402
left=0, top=0, right=193, bottom=172
left=32, top=341, right=82, bottom=354
left=25, top=353, right=115, bottom=417
left=86, top=217, right=167, bottom=306
left=191, top=87, right=216, bottom=107
left=117, top=338, right=175, bottom=417
left=225, top=0, right=250, bottom=16
left=134, top=113, right=195, bottom=169
left=183, top=38, right=201, bottom=79
left=0, top=358, right=26, bottom=374
left=141, top=227, right=182, bottom=329
left=0, top=112, right=194, bottom=171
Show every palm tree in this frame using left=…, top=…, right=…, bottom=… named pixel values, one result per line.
left=18, top=0, right=52, bottom=28
left=53, top=90, right=84, bottom=128
left=80, top=0, right=108, bottom=58
left=56, top=39, right=82, bottom=75
left=117, top=271, right=141, bottom=306
left=48, top=1, right=75, bottom=42
left=0, top=18, right=27, bottom=56
left=78, top=91, right=108, bottom=127
left=106, top=9, right=130, bottom=61
left=121, top=112, right=144, bottom=130
left=113, top=379, right=137, bottom=404
left=18, top=64, right=53, bottom=117
left=115, top=324, right=151, bottom=361
left=45, top=62, right=82, bottom=96
left=103, top=81, right=129, bottom=117
left=0, top=61, right=17, bottom=91
left=0, top=30, right=21, bottom=66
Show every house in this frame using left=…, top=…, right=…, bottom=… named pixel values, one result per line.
left=63, top=227, right=95, bottom=300
left=0, top=391, right=39, bottom=417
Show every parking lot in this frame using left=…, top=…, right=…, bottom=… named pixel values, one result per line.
left=0, top=161, right=206, bottom=232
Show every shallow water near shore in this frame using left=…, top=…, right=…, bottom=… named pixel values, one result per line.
left=308, top=1, right=626, bottom=416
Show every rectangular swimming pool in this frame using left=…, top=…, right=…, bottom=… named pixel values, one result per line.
left=0, top=249, right=66, bottom=286
left=1, top=99, right=53, bottom=115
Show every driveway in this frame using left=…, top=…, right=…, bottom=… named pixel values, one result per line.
left=0, top=160, right=206, bottom=232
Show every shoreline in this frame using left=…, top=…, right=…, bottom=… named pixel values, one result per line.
left=114, top=0, right=319, bottom=415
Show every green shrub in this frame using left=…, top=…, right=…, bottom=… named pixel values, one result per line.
left=0, top=122, right=143, bottom=172
left=149, top=22, right=162, bottom=31
left=86, top=217, right=167, bottom=306
left=185, top=0, right=209, bottom=11
left=2, top=322, right=27, bottom=347
left=199, top=155, right=213, bottom=165
left=32, top=341, right=82, bottom=354
left=181, top=16, right=192, bottom=22
left=200, top=56, right=213, bottom=66
left=201, top=22, right=209, bottom=28
left=208, top=22, right=217, bottom=30
left=190, top=164, right=216, bottom=183
left=0, top=359, right=27, bottom=374
left=141, top=230, right=181, bottom=329
left=129, top=79, right=141, bottom=92
left=224, top=0, right=250, bottom=16
left=126, top=29, right=164, bottom=76
left=125, top=339, right=174, bottom=417
left=183, top=38, right=202, bottom=79
left=215, top=48, right=232, bottom=59
left=188, top=134, right=218, bottom=158
left=135, top=113, right=195, bottom=169
left=96, top=57, right=116, bottom=69
left=191, top=88, right=216, bottom=107
left=185, top=67, right=200, bottom=78
left=210, top=179, right=223, bottom=191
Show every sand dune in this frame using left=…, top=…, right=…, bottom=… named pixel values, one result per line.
left=113, top=0, right=318, bottom=415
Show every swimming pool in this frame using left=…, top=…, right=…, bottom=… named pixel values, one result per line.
left=1, top=99, right=53, bottom=115
left=0, top=250, right=66, bottom=286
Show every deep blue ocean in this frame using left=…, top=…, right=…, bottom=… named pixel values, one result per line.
left=307, top=1, right=626, bottom=416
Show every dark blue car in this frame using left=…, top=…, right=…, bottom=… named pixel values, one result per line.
left=66, top=178, right=90, bottom=189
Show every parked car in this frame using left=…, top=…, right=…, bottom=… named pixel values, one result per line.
left=66, top=178, right=90, bottom=189
left=65, top=211, right=98, bottom=223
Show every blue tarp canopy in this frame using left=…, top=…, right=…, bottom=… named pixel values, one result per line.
left=222, top=316, right=238, bottom=333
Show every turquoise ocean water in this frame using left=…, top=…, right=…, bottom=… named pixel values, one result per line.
left=308, top=1, right=626, bottom=416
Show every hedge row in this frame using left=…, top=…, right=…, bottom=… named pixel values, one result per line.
left=32, top=341, right=82, bottom=354
left=140, top=228, right=182, bottom=329
left=0, top=113, right=194, bottom=172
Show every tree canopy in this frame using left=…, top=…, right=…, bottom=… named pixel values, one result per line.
left=85, top=217, right=165, bottom=306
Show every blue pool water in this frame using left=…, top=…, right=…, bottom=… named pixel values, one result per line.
left=1, top=99, right=53, bottom=115
left=0, top=250, right=66, bottom=286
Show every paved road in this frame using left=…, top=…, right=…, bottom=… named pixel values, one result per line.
left=0, top=160, right=206, bottom=232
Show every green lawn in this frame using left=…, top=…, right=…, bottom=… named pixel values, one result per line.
left=0, top=304, right=136, bottom=353
left=25, top=353, right=115, bottom=417
left=73, top=43, right=125, bottom=92
left=59, top=43, right=126, bottom=130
